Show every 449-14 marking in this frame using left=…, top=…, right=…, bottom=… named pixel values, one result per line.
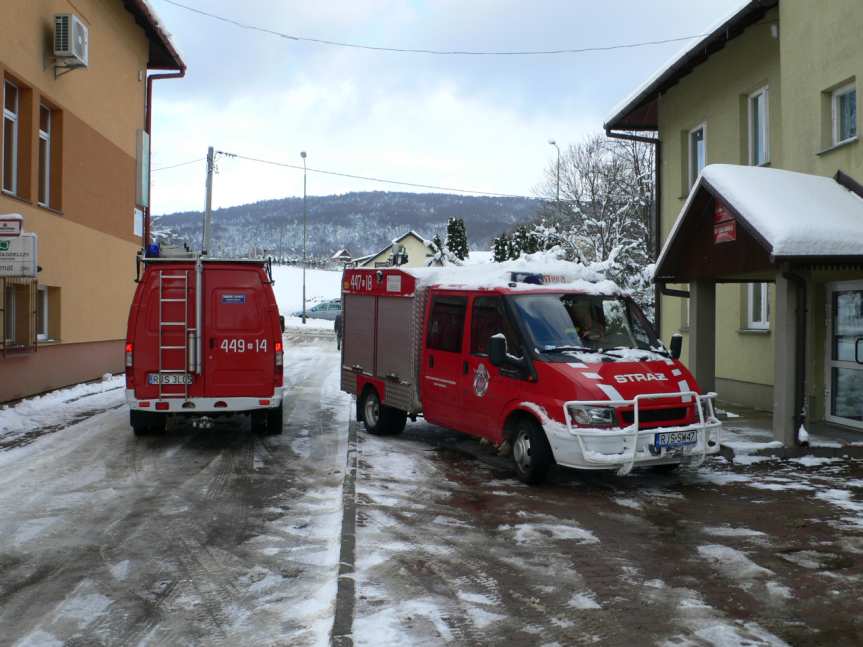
left=220, top=338, right=268, bottom=353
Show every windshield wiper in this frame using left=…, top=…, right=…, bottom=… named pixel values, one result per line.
left=541, top=345, right=597, bottom=353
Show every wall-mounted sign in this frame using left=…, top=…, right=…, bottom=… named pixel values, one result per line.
left=713, top=202, right=737, bottom=244
left=0, top=232, right=37, bottom=277
left=0, top=213, right=23, bottom=237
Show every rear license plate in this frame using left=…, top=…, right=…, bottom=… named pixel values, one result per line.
left=654, top=430, right=697, bottom=449
left=147, top=373, right=192, bottom=385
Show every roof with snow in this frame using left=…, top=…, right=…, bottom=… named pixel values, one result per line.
left=655, top=165, right=863, bottom=281
left=123, top=0, right=185, bottom=70
left=356, top=230, right=436, bottom=267
left=331, top=248, right=351, bottom=259
left=604, top=0, right=776, bottom=132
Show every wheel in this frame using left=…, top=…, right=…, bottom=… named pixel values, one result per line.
left=250, top=410, right=268, bottom=434
left=266, top=403, right=284, bottom=435
left=131, top=410, right=167, bottom=436
left=361, top=388, right=406, bottom=436
left=511, top=417, right=553, bottom=485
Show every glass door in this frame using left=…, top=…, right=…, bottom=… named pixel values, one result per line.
left=826, top=280, right=863, bottom=430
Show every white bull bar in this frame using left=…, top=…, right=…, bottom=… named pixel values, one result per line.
left=562, top=391, right=721, bottom=475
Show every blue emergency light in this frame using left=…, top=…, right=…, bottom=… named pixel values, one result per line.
left=146, top=243, right=160, bottom=258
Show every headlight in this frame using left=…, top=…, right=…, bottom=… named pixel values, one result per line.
left=567, top=405, right=616, bottom=428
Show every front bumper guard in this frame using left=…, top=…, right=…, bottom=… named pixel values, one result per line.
left=562, top=391, right=721, bottom=475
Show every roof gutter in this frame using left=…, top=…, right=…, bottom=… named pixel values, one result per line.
left=144, top=66, right=187, bottom=248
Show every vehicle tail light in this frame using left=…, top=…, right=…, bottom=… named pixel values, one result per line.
left=275, top=341, right=283, bottom=368
left=125, top=342, right=133, bottom=368
left=155, top=402, right=169, bottom=411
left=259, top=399, right=270, bottom=406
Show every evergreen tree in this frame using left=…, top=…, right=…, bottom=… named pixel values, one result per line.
left=446, top=217, right=469, bottom=260
left=431, top=234, right=444, bottom=254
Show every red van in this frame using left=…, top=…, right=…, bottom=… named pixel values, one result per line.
left=340, top=266, right=721, bottom=483
left=125, top=253, right=285, bottom=435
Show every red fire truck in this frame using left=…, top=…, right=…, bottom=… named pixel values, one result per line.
left=124, top=251, right=285, bottom=435
left=340, top=265, right=721, bottom=483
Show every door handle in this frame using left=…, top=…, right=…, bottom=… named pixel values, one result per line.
left=856, top=338, right=863, bottom=364
left=429, top=355, right=434, bottom=368
left=209, top=337, right=215, bottom=349
left=463, top=361, right=469, bottom=374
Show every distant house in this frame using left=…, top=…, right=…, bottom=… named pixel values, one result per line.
left=355, top=231, right=442, bottom=268
left=331, top=248, right=352, bottom=263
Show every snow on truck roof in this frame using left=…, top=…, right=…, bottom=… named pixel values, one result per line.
left=396, top=252, right=624, bottom=295
left=657, top=164, right=863, bottom=268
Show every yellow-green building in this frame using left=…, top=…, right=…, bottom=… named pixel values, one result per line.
left=606, top=0, right=863, bottom=444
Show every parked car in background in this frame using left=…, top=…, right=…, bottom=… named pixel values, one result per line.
left=293, top=298, right=342, bottom=320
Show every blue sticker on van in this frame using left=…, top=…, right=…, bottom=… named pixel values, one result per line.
left=222, top=294, right=246, bottom=304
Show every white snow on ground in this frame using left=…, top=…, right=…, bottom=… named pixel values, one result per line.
left=0, top=375, right=124, bottom=438
left=283, top=315, right=334, bottom=330
left=271, top=265, right=343, bottom=315
left=702, top=526, right=767, bottom=539
left=788, top=456, right=842, bottom=467
left=697, top=544, right=773, bottom=580
left=568, top=592, right=602, bottom=609
left=815, top=489, right=863, bottom=530
left=499, top=522, right=600, bottom=546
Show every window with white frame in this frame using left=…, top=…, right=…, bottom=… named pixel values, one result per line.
left=38, top=105, right=51, bottom=207
left=688, top=125, right=706, bottom=189
left=832, top=83, right=857, bottom=145
left=749, top=87, right=769, bottom=165
left=37, top=286, right=49, bottom=341
left=2, top=80, right=19, bottom=195
left=747, top=282, right=770, bottom=330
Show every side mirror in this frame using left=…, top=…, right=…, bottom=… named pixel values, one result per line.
left=669, top=333, right=682, bottom=360
left=279, top=315, right=286, bottom=334
left=488, top=334, right=507, bottom=367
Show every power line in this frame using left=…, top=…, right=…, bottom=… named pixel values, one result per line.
left=217, top=151, right=532, bottom=198
left=152, top=157, right=204, bottom=171
left=159, top=0, right=708, bottom=57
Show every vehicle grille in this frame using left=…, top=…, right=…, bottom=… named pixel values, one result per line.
left=620, top=407, right=689, bottom=428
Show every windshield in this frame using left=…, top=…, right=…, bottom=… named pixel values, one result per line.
left=509, top=293, right=659, bottom=353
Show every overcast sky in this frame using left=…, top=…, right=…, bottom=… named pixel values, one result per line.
left=148, top=0, right=745, bottom=215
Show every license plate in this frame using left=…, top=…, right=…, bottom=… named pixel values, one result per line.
left=654, top=430, right=697, bottom=449
left=147, top=373, right=192, bottom=385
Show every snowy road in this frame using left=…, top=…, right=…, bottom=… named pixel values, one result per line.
left=1, top=336, right=862, bottom=646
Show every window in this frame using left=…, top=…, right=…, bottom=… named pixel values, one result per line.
left=746, top=283, right=770, bottom=330
left=2, top=80, right=19, bottom=194
left=833, top=83, right=857, bottom=145
left=1, top=278, right=38, bottom=351
left=426, top=295, right=466, bottom=353
left=688, top=124, right=706, bottom=189
left=37, top=286, right=48, bottom=341
left=749, top=87, right=769, bottom=165
left=38, top=105, right=52, bottom=207
left=470, top=296, right=522, bottom=357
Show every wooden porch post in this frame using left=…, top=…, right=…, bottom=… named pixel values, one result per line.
left=773, top=272, right=799, bottom=446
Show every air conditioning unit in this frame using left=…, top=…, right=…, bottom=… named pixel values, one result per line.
left=54, top=14, right=89, bottom=68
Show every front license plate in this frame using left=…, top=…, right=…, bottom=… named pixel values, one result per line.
left=654, top=430, right=697, bottom=449
left=147, top=373, right=192, bottom=385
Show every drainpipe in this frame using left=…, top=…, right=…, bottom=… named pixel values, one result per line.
left=144, top=67, right=187, bottom=249
left=782, top=269, right=807, bottom=445
left=605, top=129, right=662, bottom=328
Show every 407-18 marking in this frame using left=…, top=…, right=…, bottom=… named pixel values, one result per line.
left=220, top=338, right=268, bottom=353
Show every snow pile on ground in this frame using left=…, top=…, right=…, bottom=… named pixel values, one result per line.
left=282, top=316, right=334, bottom=331
left=271, top=265, right=342, bottom=315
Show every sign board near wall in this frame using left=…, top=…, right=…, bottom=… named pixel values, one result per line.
left=0, top=214, right=23, bottom=237
left=0, top=233, right=38, bottom=277
left=713, top=202, right=737, bottom=244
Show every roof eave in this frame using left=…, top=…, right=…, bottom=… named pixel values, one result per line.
left=123, top=0, right=186, bottom=71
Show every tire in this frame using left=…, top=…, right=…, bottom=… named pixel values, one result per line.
left=250, top=410, right=268, bottom=434
left=266, top=404, right=284, bottom=435
left=131, top=410, right=167, bottom=436
left=362, top=388, right=406, bottom=436
left=511, top=417, right=554, bottom=485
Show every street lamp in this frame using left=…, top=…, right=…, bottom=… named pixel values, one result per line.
left=301, top=150, right=307, bottom=325
left=548, top=139, right=560, bottom=215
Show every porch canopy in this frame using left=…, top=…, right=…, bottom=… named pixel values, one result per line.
left=654, top=164, right=863, bottom=445
left=655, top=164, right=863, bottom=283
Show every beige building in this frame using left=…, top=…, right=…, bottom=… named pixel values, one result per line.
left=354, top=230, right=443, bottom=268
left=0, top=0, right=184, bottom=401
left=607, top=0, right=863, bottom=444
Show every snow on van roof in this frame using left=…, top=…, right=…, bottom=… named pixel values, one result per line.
left=400, top=249, right=623, bottom=295
left=657, top=165, right=863, bottom=267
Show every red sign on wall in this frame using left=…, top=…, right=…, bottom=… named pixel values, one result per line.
left=713, top=202, right=736, bottom=244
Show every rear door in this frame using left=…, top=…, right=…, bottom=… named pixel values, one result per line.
left=420, top=292, right=467, bottom=427
left=204, top=265, right=273, bottom=397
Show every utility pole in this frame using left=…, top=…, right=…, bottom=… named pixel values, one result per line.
left=548, top=139, right=561, bottom=217
left=301, top=151, right=307, bottom=324
left=202, top=146, right=214, bottom=255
